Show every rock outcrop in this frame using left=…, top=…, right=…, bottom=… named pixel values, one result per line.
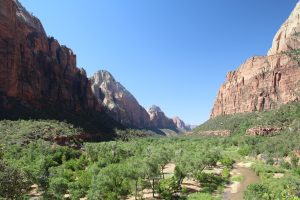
left=172, top=117, right=191, bottom=132
left=91, top=70, right=151, bottom=128
left=148, top=105, right=177, bottom=130
left=0, top=0, right=119, bottom=135
left=211, top=1, right=300, bottom=118
left=247, top=126, right=282, bottom=136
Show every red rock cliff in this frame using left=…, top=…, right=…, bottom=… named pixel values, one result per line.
left=0, top=0, right=101, bottom=113
left=211, top=1, right=300, bottom=118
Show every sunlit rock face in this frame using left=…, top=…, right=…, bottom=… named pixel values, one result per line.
left=172, top=116, right=191, bottom=132
left=91, top=70, right=151, bottom=129
left=211, top=1, right=300, bottom=118
left=147, top=105, right=177, bottom=130
left=268, top=1, right=300, bottom=56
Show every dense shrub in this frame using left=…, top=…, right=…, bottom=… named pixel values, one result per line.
left=220, top=157, right=235, bottom=168
left=244, top=183, right=271, bottom=200
left=196, top=172, right=228, bottom=193
left=0, top=161, right=28, bottom=199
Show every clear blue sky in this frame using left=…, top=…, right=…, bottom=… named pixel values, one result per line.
left=20, top=0, right=298, bottom=125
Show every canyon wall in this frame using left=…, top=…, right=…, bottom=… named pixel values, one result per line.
left=211, top=1, right=300, bottom=118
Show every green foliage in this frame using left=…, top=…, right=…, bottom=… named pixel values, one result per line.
left=187, top=192, right=218, bottom=200
left=47, top=177, right=69, bottom=199
left=157, top=177, right=178, bottom=200
left=238, top=145, right=251, bottom=156
left=0, top=120, right=83, bottom=145
left=251, top=163, right=284, bottom=176
left=194, top=102, right=300, bottom=135
left=196, top=172, right=228, bottom=193
left=244, top=183, right=271, bottom=200
left=88, top=164, right=131, bottom=200
left=285, top=49, right=300, bottom=65
left=280, top=161, right=292, bottom=170
left=0, top=161, right=28, bottom=199
left=221, top=167, right=230, bottom=179
left=115, top=128, right=157, bottom=141
left=220, top=157, right=235, bottom=168
left=2, top=103, right=300, bottom=200
left=231, top=175, right=244, bottom=182
left=291, top=155, right=299, bottom=168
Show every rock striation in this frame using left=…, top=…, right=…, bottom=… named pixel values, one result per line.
left=91, top=70, right=151, bottom=129
left=0, top=0, right=119, bottom=135
left=211, top=1, right=300, bottom=118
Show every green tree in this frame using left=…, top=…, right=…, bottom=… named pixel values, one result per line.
left=156, top=147, right=172, bottom=179
left=0, top=161, right=28, bottom=200
left=144, top=157, right=160, bottom=198
left=197, top=172, right=227, bottom=193
left=157, top=177, right=178, bottom=200
left=47, top=177, right=69, bottom=199
left=126, top=159, right=147, bottom=200
left=88, top=164, right=131, bottom=200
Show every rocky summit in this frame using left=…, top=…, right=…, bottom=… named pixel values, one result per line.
left=211, top=1, right=300, bottom=118
left=91, top=70, right=151, bottom=129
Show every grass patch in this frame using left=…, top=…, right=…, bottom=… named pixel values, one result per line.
left=231, top=175, right=244, bottom=182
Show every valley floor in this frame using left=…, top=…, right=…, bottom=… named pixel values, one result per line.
left=1, top=103, right=300, bottom=200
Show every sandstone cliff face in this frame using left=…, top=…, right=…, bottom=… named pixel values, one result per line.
left=148, top=105, right=177, bottom=130
left=0, top=0, right=119, bottom=135
left=172, top=117, right=191, bottom=132
left=91, top=70, right=151, bottom=128
left=0, top=0, right=100, bottom=112
left=211, top=1, right=300, bottom=118
left=268, top=1, right=300, bottom=56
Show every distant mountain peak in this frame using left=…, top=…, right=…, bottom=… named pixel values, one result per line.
left=172, top=116, right=191, bottom=132
left=91, top=71, right=151, bottom=129
left=148, top=105, right=163, bottom=113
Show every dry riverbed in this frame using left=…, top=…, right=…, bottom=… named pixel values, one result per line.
left=223, top=162, right=260, bottom=200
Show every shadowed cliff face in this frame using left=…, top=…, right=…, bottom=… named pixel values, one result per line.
left=0, top=0, right=120, bottom=136
left=211, top=1, right=300, bottom=118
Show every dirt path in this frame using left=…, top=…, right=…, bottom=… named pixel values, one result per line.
left=223, top=162, right=260, bottom=200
